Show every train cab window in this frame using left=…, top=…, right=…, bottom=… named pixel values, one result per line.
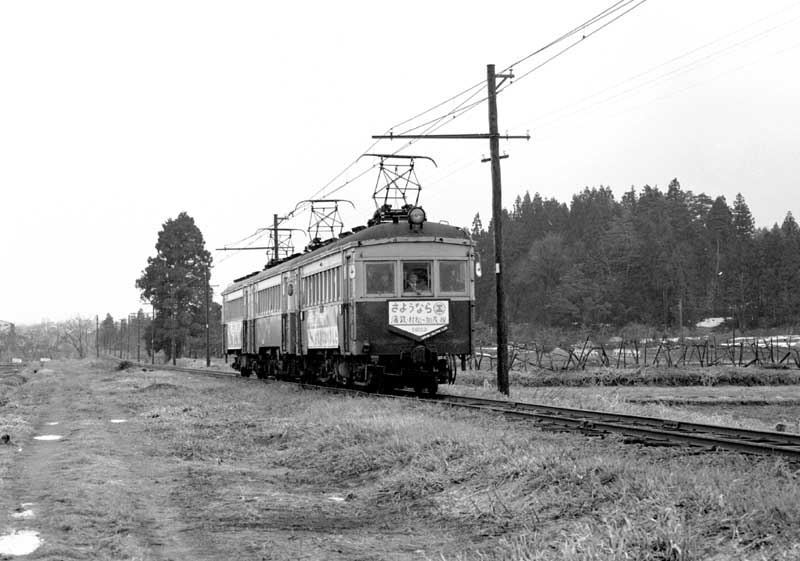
left=403, top=261, right=431, bottom=295
left=439, top=261, right=466, bottom=293
left=366, top=262, right=395, bottom=295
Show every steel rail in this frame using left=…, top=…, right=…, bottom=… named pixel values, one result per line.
left=430, top=399, right=800, bottom=460
left=124, top=360, right=800, bottom=460
left=428, top=394, right=800, bottom=449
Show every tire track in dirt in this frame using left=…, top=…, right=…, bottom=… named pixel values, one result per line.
left=0, top=362, right=208, bottom=560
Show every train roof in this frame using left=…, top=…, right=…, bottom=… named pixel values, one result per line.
left=222, top=219, right=472, bottom=296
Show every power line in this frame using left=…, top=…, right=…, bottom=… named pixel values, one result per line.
left=503, top=0, right=633, bottom=72
left=305, top=0, right=649, bottom=204
left=221, top=0, right=653, bottom=249
left=507, top=0, right=650, bottom=87
left=424, top=2, right=800, bottom=190
left=521, top=5, right=800, bottom=136
left=391, top=0, right=647, bottom=143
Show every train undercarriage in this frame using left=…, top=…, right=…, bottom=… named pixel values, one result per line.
left=230, top=346, right=458, bottom=395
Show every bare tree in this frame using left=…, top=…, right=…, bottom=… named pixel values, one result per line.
left=61, top=316, right=94, bottom=359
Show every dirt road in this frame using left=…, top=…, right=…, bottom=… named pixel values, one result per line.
left=0, top=361, right=200, bottom=559
left=0, top=360, right=463, bottom=560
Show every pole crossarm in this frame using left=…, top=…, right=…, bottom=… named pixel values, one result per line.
left=372, top=133, right=529, bottom=140
left=216, top=247, right=274, bottom=251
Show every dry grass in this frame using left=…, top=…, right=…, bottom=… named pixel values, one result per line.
left=121, top=370, right=800, bottom=560
left=443, top=368, right=800, bottom=433
left=3, top=359, right=800, bottom=560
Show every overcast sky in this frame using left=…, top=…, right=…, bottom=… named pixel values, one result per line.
left=2, top=0, right=799, bottom=325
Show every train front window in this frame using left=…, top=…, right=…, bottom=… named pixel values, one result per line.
left=366, top=262, right=395, bottom=295
left=439, top=261, right=466, bottom=293
left=403, top=261, right=431, bottom=295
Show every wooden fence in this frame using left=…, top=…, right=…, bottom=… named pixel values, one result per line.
left=472, top=336, right=800, bottom=372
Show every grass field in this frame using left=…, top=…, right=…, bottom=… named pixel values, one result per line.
left=3, top=359, right=799, bottom=560
left=136, top=365, right=800, bottom=560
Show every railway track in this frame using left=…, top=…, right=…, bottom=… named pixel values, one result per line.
left=0, top=363, right=24, bottom=375
left=132, top=360, right=800, bottom=460
left=422, top=393, right=800, bottom=460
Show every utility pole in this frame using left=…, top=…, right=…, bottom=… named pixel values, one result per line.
left=205, top=265, right=211, bottom=367
left=216, top=214, right=296, bottom=266
left=95, top=315, right=99, bottom=358
left=372, top=63, right=526, bottom=396
left=486, top=63, right=510, bottom=396
left=127, top=314, right=133, bottom=359
left=172, top=302, right=176, bottom=366
left=273, top=214, right=280, bottom=263
left=151, top=304, right=155, bottom=365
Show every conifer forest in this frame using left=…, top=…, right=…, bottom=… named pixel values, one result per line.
left=471, top=179, right=800, bottom=334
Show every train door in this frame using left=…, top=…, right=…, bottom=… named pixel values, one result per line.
left=283, top=270, right=298, bottom=355
left=242, top=288, right=250, bottom=354
left=281, top=273, right=289, bottom=354
left=292, top=270, right=302, bottom=355
left=342, top=253, right=355, bottom=355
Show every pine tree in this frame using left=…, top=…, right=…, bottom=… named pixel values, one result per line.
left=100, top=314, right=116, bottom=353
left=705, top=196, right=733, bottom=315
left=730, top=194, right=755, bottom=327
left=136, top=212, right=212, bottom=362
left=732, top=193, right=755, bottom=240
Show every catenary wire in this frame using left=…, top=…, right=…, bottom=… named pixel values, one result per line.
left=220, top=0, right=652, bottom=249
left=519, top=3, right=800, bottom=131
left=524, top=6, right=800, bottom=134
left=307, top=0, right=645, bottom=200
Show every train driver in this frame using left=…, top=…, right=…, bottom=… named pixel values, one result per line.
left=404, top=271, right=429, bottom=294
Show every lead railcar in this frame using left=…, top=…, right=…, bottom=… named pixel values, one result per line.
left=221, top=204, right=475, bottom=394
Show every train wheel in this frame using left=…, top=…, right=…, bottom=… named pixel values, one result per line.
left=369, top=372, right=387, bottom=394
left=414, top=378, right=437, bottom=396
left=335, top=361, right=353, bottom=388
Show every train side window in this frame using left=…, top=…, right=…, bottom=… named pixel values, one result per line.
left=366, top=262, right=395, bottom=295
left=403, top=261, right=431, bottom=295
left=333, top=267, right=340, bottom=300
left=225, top=297, right=243, bottom=320
left=439, top=261, right=466, bottom=293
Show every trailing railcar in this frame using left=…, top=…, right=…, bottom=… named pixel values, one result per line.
left=221, top=206, right=475, bottom=394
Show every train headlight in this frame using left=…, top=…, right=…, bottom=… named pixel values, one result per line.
left=408, top=207, right=426, bottom=227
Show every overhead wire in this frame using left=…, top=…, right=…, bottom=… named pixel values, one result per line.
left=525, top=4, right=800, bottom=134
left=504, top=0, right=649, bottom=88
left=315, top=3, right=647, bottom=198
left=215, top=228, right=273, bottom=265
left=305, top=0, right=646, bottom=203
left=502, top=0, right=633, bottom=72
left=429, top=0, right=800, bottom=193
left=392, top=0, right=644, bottom=140
left=219, top=0, right=653, bottom=252
left=595, top=37, right=800, bottom=130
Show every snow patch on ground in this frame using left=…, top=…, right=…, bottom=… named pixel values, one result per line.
left=696, top=317, right=728, bottom=328
left=110, top=419, right=127, bottom=423
left=12, top=509, right=34, bottom=519
left=44, top=422, right=59, bottom=426
left=0, top=530, right=41, bottom=555
left=33, top=435, right=62, bottom=441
